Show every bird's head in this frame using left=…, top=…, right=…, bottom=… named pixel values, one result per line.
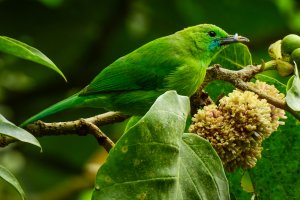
left=181, top=24, right=249, bottom=58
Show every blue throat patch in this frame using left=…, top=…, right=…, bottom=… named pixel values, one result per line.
left=209, top=39, right=221, bottom=51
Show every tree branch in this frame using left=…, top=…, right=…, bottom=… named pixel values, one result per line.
left=0, top=112, right=130, bottom=151
left=191, top=64, right=300, bottom=121
left=27, top=112, right=129, bottom=152
left=1, top=65, right=298, bottom=149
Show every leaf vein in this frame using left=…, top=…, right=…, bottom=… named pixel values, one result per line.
left=182, top=141, right=223, bottom=199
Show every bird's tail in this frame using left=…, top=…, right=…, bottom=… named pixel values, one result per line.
left=20, top=93, right=83, bottom=127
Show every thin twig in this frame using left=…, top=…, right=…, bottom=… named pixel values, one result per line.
left=0, top=112, right=129, bottom=150
left=79, top=119, right=115, bottom=152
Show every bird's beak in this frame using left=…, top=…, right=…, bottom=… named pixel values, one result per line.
left=220, top=33, right=250, bottom=46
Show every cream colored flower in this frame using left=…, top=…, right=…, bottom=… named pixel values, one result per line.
left=189, top=81, right=286, bottom=171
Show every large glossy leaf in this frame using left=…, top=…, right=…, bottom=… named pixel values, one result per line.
left=286, top=67, right=300, bottom=111
left=0, top=165, right=25, bottom=200
left=92, top=91, right=229, bottom=200
left=0, top=114, right=41, bottom=149
left=0, top=36, right=66, bottom=81
left=210, top=43, right=252, bottom=70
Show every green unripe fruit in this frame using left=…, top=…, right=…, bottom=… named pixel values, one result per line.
left=291, top=48, right=300, bottom=69
left=281, top=34, right=300, bottom=57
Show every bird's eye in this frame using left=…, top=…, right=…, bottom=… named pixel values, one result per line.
left=208, top=31, right=217, bottom=37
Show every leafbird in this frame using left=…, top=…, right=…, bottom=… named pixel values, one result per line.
left=21, top=24, right=249, bottom=127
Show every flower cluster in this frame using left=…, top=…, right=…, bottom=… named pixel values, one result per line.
left=189, top=81, right=286, bottom=171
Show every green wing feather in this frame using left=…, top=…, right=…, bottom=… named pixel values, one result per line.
left=80, top=36, right=186, bottom=95
left=20, top=24, right=241, bottom=126
left=21, top=34, right=196, bottom=126
left=20, top=93, right=81, bottom=127
left=20, top=93, right=111, bottom=127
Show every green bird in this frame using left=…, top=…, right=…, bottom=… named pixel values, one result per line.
left=21, top=24, right=249, bottom=127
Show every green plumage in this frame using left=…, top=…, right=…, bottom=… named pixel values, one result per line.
left=21, top=24, right=248, bottom=127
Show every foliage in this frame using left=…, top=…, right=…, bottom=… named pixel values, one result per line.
left=211, top=43, right=252, bottom=70
left=205, top=43, right=252, bottom=101
left=0, top=35, right=62, bottom=198
left=255, top=70, right=289, bottom=93
left=92, top=91, right=229, bottom=200
left=0, top=165, right=25, bottom=200
left=286, top=67, right=300, bottom=111
left=0, top=1, right=300, bottom=200
left=0, top=36, right=66, bottom=81
left=0, top=114, right=40, bottom=149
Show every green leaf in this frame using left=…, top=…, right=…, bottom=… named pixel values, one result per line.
left=251, top=113, right=300, bottom=199
left=226, top=170, right=252, bottom=200
left=0, top=36, right=66, bottom=81
left=92, top=91, right=229, bottom=200
left=286, top=75, right=295, bottom=91
left=255, top=70, right=290, bottom=93
left=0, top=114, right=41, bottom=149
left=206, top=44, right=252, bottom=101
left=229, top=113, right=300, bottom=199
left=204, top=80, right=235, bottom=102
left=286, top=67, right=300, bottom=111
left=0, top=165, right=26, bottom=200
left=210, top=43, right=252, bottom=70
left=124, top=116, right=142, bottom=133
left=180, top=133, right=229, bottom=199
left=241, top=171, right=254, bottom=193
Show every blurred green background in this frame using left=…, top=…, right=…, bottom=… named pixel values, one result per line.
left=0, top=0, right=299, bottom=199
